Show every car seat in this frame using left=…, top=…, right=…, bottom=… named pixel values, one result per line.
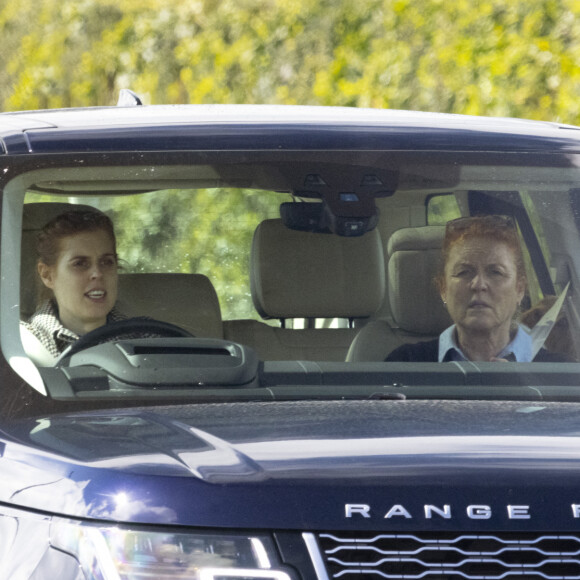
left=223, top=218, right=385, bottom=360
left=117, top=273, right=223, bottom=339
left=346, top=225, right=452, bottom=361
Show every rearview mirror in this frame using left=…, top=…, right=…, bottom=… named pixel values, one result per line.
left=280, top=200, right=378, bottom=237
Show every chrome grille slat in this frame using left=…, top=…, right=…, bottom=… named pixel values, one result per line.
left=326, top=545, right=580, bottom=556
left=331, top=570, right=574, bottom=579
left=317, top=532, right=580, bottom=580
left=321, top=533, right=580, bottom=545
left=327, top=555, right=580, bottom=567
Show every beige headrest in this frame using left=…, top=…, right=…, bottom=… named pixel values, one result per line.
left=118, top=273, right=223, bottom=338
left=387, top=226, right=452, bottom=334
left=251, top=219, right=385, bottom=319
left=21, top=202, right=100, bottom=318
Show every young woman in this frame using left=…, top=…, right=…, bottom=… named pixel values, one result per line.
left=22, top=209, right=126, bottom=358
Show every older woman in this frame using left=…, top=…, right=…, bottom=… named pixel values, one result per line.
left=21, top=209, right=126, bottom=358
left=386, top=215, right=564, bottom=362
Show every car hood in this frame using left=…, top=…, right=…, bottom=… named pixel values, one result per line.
left=1, top=399, right=580, bottom=530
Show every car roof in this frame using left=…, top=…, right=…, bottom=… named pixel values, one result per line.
left=0, top=103, right=574, bottom=131
left=1, top=104, right=580, bottom=155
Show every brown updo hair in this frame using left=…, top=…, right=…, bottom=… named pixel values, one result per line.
left=435, top=215, right=527, bottom=293
left=37, top=209, right=117, bottom=266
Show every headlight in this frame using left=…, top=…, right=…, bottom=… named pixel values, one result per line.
left=50, top=518, right=294, bottom=580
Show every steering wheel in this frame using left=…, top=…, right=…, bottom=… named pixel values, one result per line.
left=56, top=317, right=194, bottom=365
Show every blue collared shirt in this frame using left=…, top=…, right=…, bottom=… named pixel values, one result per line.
left=438, top=324, right=533, bottom=362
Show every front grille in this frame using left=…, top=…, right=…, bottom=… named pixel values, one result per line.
left=317, top=532, right=580, bottom=579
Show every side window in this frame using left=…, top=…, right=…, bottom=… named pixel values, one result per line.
left=24, top=189, right=282, bottom=322
left=109, top=188, right=281, bottom=321
left=426, top=194, right=461, bottom=224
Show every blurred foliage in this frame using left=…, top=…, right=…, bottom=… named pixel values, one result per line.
left=109, top=188, right=284, bottom=319
left=2, top=0, right=580, bottom=123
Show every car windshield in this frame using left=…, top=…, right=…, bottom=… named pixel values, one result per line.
left=5, top=130, right=580, bottom=407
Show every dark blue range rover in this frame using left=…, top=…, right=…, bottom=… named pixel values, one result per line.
left=1, top=97, right=580, bottom=579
